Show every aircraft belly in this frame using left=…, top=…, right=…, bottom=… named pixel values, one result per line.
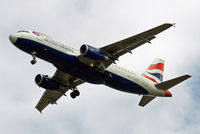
left=58, top=64, right=105, bottom=84
left=15, top=38, right=105, bottom=84
left=105, top=73, right=148, bottom=95
left=14, top=38, right=149, bottom=89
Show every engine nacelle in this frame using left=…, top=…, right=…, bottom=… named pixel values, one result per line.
left=80, top=44, right=108, bottom=60
left=35, top=74, right=59, bottom=90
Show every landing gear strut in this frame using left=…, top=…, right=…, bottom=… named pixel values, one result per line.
left=31, top=51, right=37, bottom=65
left=70, top=90, right=80, bottom=99
left=67, top=78, right=80, bottom=99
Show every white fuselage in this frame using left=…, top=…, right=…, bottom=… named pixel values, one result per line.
left=10, top=30, right=167, bottom=97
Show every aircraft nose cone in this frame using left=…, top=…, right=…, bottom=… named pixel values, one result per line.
left=9, top=34, right=17, bottom=43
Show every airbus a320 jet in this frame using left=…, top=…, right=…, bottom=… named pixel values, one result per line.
left=9, top=23, right=191, bottom=112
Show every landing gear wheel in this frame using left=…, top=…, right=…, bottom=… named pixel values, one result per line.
left=31, top=51, right=37, bottom=65
left=70, top=92, right=76, bottom=99
left=31, top=59, right=37, bottom=65
left=74, top=90, right=80, bottom=96
left=70, top=90, right=80, bottom=99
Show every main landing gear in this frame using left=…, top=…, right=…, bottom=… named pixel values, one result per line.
left=70, top=89, right=80, bottom=99
left=31, top=51, right=37, bottom=65
left=66, top=78, right=80, bottom=99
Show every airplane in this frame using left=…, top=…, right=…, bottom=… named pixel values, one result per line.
left=9, top=23, right=191, bottom=112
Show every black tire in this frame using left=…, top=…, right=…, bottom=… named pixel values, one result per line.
left=74, top=90, right=80, bottom=96
left=31, top=60, right=37, bottom=65
left=70, top=92, right=76, bottom=99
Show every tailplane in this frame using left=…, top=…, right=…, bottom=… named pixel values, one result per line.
left=142, top=58, right=165, bottom=83
left=139, top=74, right=191, bottom=107
left=155, top=74, right=191, bottom=90
left=139, top=96, right=156, bottom=107
left=139, top=58, right=191, bottom=107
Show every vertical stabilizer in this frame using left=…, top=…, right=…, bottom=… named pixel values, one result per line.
left=142, top=58, right=165, bottom=83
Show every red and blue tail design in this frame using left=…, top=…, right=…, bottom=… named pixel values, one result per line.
left=142, top=58, right=165, bottom=83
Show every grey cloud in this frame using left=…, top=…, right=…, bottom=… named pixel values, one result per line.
left=0, top=0, right=200, bottom=134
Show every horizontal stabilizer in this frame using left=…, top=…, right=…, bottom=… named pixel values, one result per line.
left=155, top=74, right=191, bottom=90
left=139, top=96, right=156, bottom=107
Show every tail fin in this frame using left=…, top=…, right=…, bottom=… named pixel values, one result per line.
left=142, top=58, right=165, bottom=83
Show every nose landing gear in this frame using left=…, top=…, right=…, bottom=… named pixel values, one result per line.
left=31, top=51, right=37, bottom=65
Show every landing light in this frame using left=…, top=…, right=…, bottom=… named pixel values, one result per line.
left=90, top=63, right=94, bottom=67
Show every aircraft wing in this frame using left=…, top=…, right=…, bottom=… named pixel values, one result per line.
left=35, top=70, right=84, bottom=112
left=101, top=23, right=175, bottom=67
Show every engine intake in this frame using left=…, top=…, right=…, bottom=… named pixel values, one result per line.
left=35, top=74, right=59, bottom=90
left=80, top=44, right=108, bottom=60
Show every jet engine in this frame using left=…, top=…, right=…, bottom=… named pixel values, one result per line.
left=80, top=44, right=108, bottom=60
left=35, top=74, right=59, bottom=90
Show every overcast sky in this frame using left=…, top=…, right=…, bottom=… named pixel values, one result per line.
left=0, top=0, right=200, bottom=134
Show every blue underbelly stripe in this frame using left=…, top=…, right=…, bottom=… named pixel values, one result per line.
left=15, top=38, right=105, bottom=84
left=14, top=38, right=148, bottom=95
left=105, top=73, right=149, bottom=95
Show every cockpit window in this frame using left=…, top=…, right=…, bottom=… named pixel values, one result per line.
left=17, top=30, right=30, bottom=33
